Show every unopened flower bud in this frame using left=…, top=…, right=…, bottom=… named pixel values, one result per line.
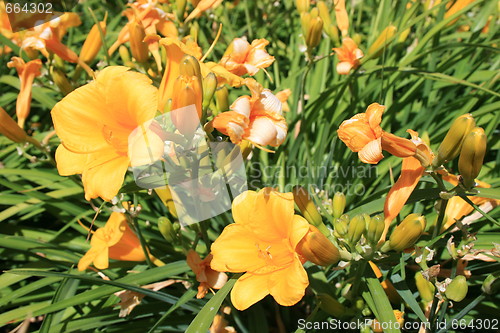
left=415, top=271, right=435, bottom=302
left=0, top=106, right=28, bottom=143
left=334, top=214, right=349, bottom=237
left=317, top=1, right=332, bottom=27
left=202, top=72, right=217, bottom=109
left=80, top=20, right=106, bottom=64
left=171, top=74, right=203, bottom=136
left=296, top=225, right=340, bottom=266
left=292, top=186, right=326, bottom=233
left=176, top=0, right=187, bottom=21
left=481, top=273, right=500, bottom=295
left=326, top=24, right=340, bottom=44
left=305, top=15, right=323, bottom=50
left=389, top=213, right=426, bottom=252
left=347, top=214, right=367, bottom=245
left=317, top=293, right=349, bottom=317
left=119, top=45, right=132, bottom=65
left=215, top=86, right=229, bottom=113
left=334, top=0, right=349, bottom=36
left=458, top=127, right=486, bottom=189
left=366, top=214, right=385, bottom=244
left=155, top=187, right=178, bottom=218
left=433, top=113, right=475, bottom=167
left=332, top=192, right=346, bottom=219
left=295, top=0, right=310, bottom=13
left=367, top=25, right=397, bottom=58
left=179, top=55, right=202, bottom=82
left=445, top=275, right=468, bottom=302
left=158, top=217, right=176, bottom=242
left=128, top=21, right=149, bottom=64
left=50, top=67, right=74, bottom=96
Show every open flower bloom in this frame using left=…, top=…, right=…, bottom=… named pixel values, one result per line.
left=7, top=57, right=42, bottom=128
left=78, top=211, right=146, bottom=271
left=187, top=250, right=228, bottom=299
left=337, top=103, right=417, bottom=164
left=185, top=0, right=224, bottom=22
left=213, top=79, right=287, bottom=149
left=332, top=37, right=363, bottom=75
left=383, top=130, right=433, bottom=238
left=52, top=66, right=163, bottom=201
left=210, top=188, right=310, bottom=310
left=220, top=38, right=275, bottom=76
left=108, top=0, right=177, bottom=68
left=439, top=172, right=500, bottom=231
left=20, top=13, right=81, bottom=62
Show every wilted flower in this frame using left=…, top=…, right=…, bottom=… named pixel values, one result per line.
left=187, top=250, right=228, bottom=299
left=210, top=188, right=311, bottom=310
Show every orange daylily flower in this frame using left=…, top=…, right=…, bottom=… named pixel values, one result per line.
left=186, top=0, right=224, bottom=22
left=439, top=172, right=500, bottom=231
left=332, top=37, right=363, bottom=75
left=20, top=13, right=81, bottom=62
left=210, top=188, right=311, bottom=310
left=108, top=0, right=177, bottom=68
left=382, top=130, right=433, bottom=238
left=220, top=38, right=275, bottom=76
left=78, top=211, right=147, bottom=271
left=187, top=250, right=228, bottom=299
left=213, top=79, right=287, bottom=149
left=51, top=66, right=164, bottom=201
left=337, top=103, right=417, bottom=164
left=7, top=57, right=42, bottom=128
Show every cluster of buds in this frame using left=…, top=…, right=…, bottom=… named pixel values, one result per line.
left=433, top=114, right=487, bottom=189
left=380, top=213, right=426, bottom=252
left=332, top=212, right=385, bottom=258
left=297, top=0, right=323, bottom=54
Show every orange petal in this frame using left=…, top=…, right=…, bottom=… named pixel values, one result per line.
left=383, top=156, right=425, bottom=238
left=230, top=272, right=270, bottom=310
left=269, top=258, right=308, bottom=306
left=381, top=132, right=417, bottom=158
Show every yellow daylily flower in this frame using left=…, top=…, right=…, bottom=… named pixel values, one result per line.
left=210, top=188, right=311, bottom=310
left=78, top=211, right=147, bottom=271
left=51, top=66, right=164, bottom=201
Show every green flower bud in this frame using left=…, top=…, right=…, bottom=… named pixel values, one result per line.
left=481, top=273, right=500, bottom=295
left=317, top=293, right=349, bottom=317
left=366, top=214, right=385, bottom=244
left=445, top=275, right=468, bottom=302
left=334, top=214, right=349, bottom=238
left=347, top=214, right=367, bottom=245
left=332, top=192, right=346, bottom=219
left=458, top=127, right=486, bottom=189
left=158, top=217, right=176, bottom=242
left=433, top=114, right=475, bottom=167
left=415, top=271, right=435, bottom=302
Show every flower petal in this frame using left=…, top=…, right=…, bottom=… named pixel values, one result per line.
left=358, top=138, right=383, bottom=164
left=82, top=155, right=129, bottom=201
left=269, top=258, right=308, bottom=306
left=55, top=144, right=88, bottom=176
left=230, top=272, right=270, bottom=310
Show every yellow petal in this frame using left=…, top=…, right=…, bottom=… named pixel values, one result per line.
left=230, top=272, right=270, bottom=310
left=269, top=258, right=308, bottom=306
left=210, top=224, right=267, bottom=273
left=82, top=155, right=130, bottom=201
left=55, top=144, right=88, bottom=176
